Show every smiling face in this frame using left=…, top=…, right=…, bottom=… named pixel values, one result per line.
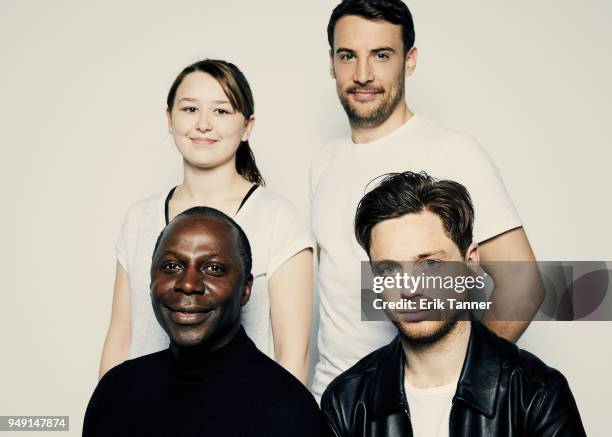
left=167, top=71, right=254, bottom=170
left=370, top=210, right=478, bottom=346
left=330, top=15, right=416, bottom=128
left=150, top=215, right=252, bottom=349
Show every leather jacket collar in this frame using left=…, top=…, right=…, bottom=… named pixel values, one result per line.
left=370, top=321, right=501, bottom=419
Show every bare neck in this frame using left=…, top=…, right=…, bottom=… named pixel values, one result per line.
left=181, top=158, right=252, bottom=203
left=401, top=321, right=471, bottom=389
left=351, top=102, right=414, bottom=144
left=167, top=158, right=253, bottom=221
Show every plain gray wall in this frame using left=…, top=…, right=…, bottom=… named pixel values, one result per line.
left=2, top=1, right=611, bottom=435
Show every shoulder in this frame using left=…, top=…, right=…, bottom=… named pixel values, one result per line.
left=102, top=350, right=167, bottom=387
left=119, top=191, right=166, bottom=227
left=484, top=326, right=568, bottom=391
left=509, top=342, right=569, bottom=390
left=492, top=331, right=584, bottom=432
left=253, top=390, right=326, bottom=436
left=310, top=137, right=348, bottom=181
left=246, top=345, right=313, bottom=396
left=251, top=187, right=299, bottom=213
left=84, top=351, right=168, bottom=434
left=412, top=115, right=486, bottom=156
left=245, top=188, right=306, bottom=233
left=311, top=137, right=346, bottom=169
left=238, top=344, right=322, bottom=423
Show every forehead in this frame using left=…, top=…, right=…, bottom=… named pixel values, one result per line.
left=159, top=215, right=238, bottom=255
left=333, top=15, right=403, bottom=51
left=369, top=210, right=458, bottom=260
left=175, top=72, right=228, bottom=103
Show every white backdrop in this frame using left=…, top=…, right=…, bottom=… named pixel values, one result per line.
left=2, top=0, right=611, bottom=435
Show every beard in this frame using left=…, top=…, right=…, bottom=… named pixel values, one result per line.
left=338, top=71, right=405, bottom=128
left=396, top=318, right=460, bottom=351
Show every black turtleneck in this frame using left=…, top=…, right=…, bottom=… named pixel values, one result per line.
left=83, top=327, right=326, bottom=436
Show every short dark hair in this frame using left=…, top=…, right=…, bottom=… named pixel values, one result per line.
left=354, top=171, right=474, bottom=256
left=327, top=0, right=415, bottom=54
left=152, top=206, right=252, bottom=277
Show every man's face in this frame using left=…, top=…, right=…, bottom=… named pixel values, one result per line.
left=330, top=15, right=415, bottom=128
left=369, top=210, right=477, bottom=346
left=150, top=215, right=251, bottom=349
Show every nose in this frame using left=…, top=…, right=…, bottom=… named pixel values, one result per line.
left=353, top=57, right=374, bottom=85
left=196, top=112, right=212, bottom=133
left=174, top=268, right=205, bottom=295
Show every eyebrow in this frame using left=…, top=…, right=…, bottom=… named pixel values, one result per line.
left=176, top=97, right=231, bottom=105
left=158, top=250, right=183, bottom=259
left=415, top=250, right=445, bottom=260
left=335, top=47, right=397, bottom=54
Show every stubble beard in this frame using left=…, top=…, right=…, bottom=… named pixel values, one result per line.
left=396, top=318, right=460, bottom=352
left=338, top=70, right=405, bottom=128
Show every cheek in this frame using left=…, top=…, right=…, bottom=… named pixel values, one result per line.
left=334, top=65, right=353, bottom=84
left=170, top=113, right=194, bottom=135
left=151, top=278, right=173, bottom=298
left=216, top=118, right=247, bottom=142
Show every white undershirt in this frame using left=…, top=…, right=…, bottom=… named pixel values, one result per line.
left=404, top=377, right=457, bottom=437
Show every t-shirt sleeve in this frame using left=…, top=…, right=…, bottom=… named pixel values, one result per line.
left=115, top=202, right=144, bottom=273
left=440, top=134, right=522, bottom=243
left=251, top=391, right=330, bottom=436
left=266, top=199, right=314, bottom=278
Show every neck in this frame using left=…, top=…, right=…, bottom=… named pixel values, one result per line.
left=169, top=323, right=241, bottom=362
left=181, top=158, right=249, bottom=203
left=351, top=102, right=413, bottom=144
left=401, top=321, right=470, bottom=388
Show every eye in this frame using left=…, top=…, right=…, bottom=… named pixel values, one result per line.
left=421, top=259, right=441, bottom=270
left=204, top=264, right=226, bottom=275
left=161, top=261, right=183, bottom=272
left=181, top=106, right=197, bottom=113
left=213, top=108, right=231, bottom=115
left=375, top=52, right=390, bottom=61
left=373, top=262, right=401, bottom=276
left=339, top=53, right=355, bottom=62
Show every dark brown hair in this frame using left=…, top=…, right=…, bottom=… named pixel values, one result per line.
left=166, top=59, right=265, bottom=186
left=354, top=171, right=474, bottom=256
left=327, top=0, right=415, bottom=55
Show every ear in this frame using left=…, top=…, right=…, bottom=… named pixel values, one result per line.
left=329, top=48, right=336, bottom=79
left=404, top=46, right=418, bottom=77
left=464, top=242, right=480, bottom=275
left=241, top=115, right=255, bottom=142
left=240, top=273, right=253, bottom=306
left=166, top=107, right=173, bottom=133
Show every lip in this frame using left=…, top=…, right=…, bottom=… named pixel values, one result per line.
left=189, top=137, right=219, bottom=145
left=350, top=90, right=381, bottom=102
left=165, top=305, right=212, bottom=325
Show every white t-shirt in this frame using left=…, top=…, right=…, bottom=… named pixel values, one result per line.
left=404, top=378, right=457, bottom=437
left=116, top=186, right=313, bottom=359
left=310, top=114, right=521, bottom=399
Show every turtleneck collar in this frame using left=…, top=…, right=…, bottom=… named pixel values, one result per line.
left=167, top=325, right=252, bottom=379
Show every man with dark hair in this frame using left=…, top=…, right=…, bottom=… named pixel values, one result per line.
left=310, top=0, right=542, bottom=399
left=84, top=207, right=326, bottom=436
left=321, top=172, right=585, bottom=437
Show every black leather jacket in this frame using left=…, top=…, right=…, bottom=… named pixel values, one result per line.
left=321, top=322, right=586, bottom=436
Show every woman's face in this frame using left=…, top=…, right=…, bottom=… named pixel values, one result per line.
left=167, top=72, right=253, bottom=170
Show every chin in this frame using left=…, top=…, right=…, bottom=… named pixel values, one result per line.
left=397, top=319, right=457, bottom=346
left=170, top=330, right=208, bottom=348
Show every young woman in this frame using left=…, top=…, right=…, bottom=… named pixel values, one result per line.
left=99, top=60, right=313, bottom=383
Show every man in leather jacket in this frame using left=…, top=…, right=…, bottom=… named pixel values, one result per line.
left=321, top=172, right=585, bottom=436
